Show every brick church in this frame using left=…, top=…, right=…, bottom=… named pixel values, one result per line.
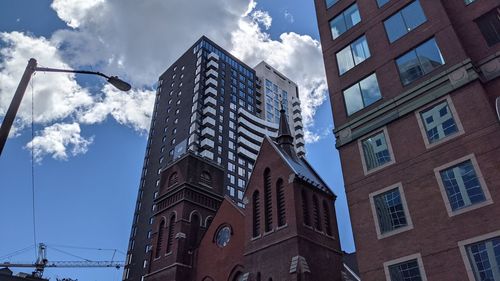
left=143, top=109, right=358, bottom=281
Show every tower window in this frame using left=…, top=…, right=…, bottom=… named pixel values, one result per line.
left=252, top=191, right=261, bottom=237
left=155, top=220, right=165, bottom=259
left=264, top=168, right=273, bottom=232
left=301, top=190, right=311, bottom=226
left=168, top=172, right=179, bottom=187
left=166, top=214, right=176, bottom=253
left=200, top=171, right=212, bottom=186
left=323, top=200, right=332, bottom=236
left=312, top=195, right=322, bottom=231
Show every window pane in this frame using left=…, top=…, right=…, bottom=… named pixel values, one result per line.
left=330, top=15, right=346, bottom=39
left=385, top=13, right=408, bottom=43
left=362, top=132, right=391, bottom=171
left=401, top=1, right=426, bottom=32
left=344, top=84, right=363, bottom=115
left=374, top=188, right=407, bottom=233
left=359, top=73, right=381, bottom=107
left=475, top=8, right=500, bottom=46
left=420, top=101, right=458, bottom=143
left=388, top=259, right=423, bottom=281
left=440, top=160, right=486, bottom=211
left=377, top=0, right=390, bottom=7
left=352, top=36, right=371, bottom=65
left=415, top=39, right=445, bottom=74
left=396, top=50, right=422, bottom=85
left=466, top=237, right=500, bottom=281
left=344, top=4, right=361, bottom=30
left=325, top=0, right=338, bottom=8
left=337, top=45, right=355, bottom=75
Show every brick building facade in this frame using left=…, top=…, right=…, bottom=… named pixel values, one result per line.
left=314, top=0, right=500, bottom=280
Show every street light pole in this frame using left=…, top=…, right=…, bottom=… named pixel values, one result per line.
left=0, top=58, right=131, bottom=156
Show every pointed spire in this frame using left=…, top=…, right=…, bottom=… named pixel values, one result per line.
left=276, top=101, right=297, bottom=158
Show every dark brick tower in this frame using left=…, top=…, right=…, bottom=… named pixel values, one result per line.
left=243, top=109, right=343, bottom=281
left=144, top=153, right=225, bottom=281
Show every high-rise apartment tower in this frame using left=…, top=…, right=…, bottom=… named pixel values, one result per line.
left=123, top=36, right=306, bottom=281
left=314, top=0, right=500, bottom=280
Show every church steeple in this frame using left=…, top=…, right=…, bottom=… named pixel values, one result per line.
left=276, top=103, right=297, bottom=158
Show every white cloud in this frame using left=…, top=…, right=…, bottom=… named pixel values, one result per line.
left=0, top=32, right=93, bottom=133
left=230, top=17, right=328, bottom=143
left=284, top=10, right=295, bottom=23
left=251, top=10, right=272, bottom=30
left=78, top=85, right=155, bottom=133
left=26, top=122, right=93, bottom=162
left=1, top=0, right=331, bottom=161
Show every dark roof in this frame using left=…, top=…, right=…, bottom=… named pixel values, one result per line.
left=266, top=136, right=334, bottom=196
left=342, top=252, right=360, bottom=281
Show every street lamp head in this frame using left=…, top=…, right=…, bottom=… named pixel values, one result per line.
left=107, top=76, right=132, bottom=91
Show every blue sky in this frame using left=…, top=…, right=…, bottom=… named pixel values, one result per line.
left=0, top=1, right=354, bottom=280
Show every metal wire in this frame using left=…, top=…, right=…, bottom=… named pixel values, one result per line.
left=30, top=75, right=38, bottom=260
left=0, top=245, right=35, bottom=260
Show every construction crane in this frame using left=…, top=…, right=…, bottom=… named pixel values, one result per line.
left=0, top=243, right=124, bottom=278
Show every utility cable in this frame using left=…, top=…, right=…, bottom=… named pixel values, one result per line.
left=50, top=247, right=92, bottom=262
left=0, top=245, right=35, bottom=260
left=47, top=244, right=126, bottom=256
left=30, top=76, right=38, bottom=260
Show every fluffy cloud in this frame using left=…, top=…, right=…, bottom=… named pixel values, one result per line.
left=26, top=122, right=93, bottom=161
left=78, top=85, right=155, bottom=133
left=0, top=32, right=93, bottom=134
left=1, top=0, right=330, bottom=161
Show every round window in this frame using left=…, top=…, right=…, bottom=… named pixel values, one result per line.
left=216, top=226, right=231, bottom=247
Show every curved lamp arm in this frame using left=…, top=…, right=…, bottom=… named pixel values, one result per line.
left=0, top=58, right=131, bottom=156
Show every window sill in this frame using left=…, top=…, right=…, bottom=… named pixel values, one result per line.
left=250, top=234, right=262, bottom=241
left=448, top=199, right=494, bottom=217
left=377, top=224, right=413, bottom=240
left=276, top=224, right=288, bottom=231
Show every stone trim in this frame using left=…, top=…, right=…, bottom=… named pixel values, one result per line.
left=334, top=60, right=477, bottom=148
left=383, top=253, right=428, bottom=281
left=458, top=230, right=500, bottom=281
left=357, top=127, right=396, bottom=175
left=369, top=182, right=414, bottom=240
left=414, top=95, right=465, bottom=149
left=433, top=154, right=493, bottom=217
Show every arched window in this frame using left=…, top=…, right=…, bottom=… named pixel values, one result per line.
left=155, top=220, right=165, bottom=258
left=166, top=213, right=176, bottom=253
left=233, top=272, right=245, bottom=281
left=323, top=200, right=332, bottom=236
left=313, top=195, right=322, bottom=231
left=263, top=168, right=273, bottom=232
left=200, top=171, right=212, bottom=186
left=301, top=190, right=311, bottom=226
left=205, top=216, right=213, bottom=228
left=276, top=178, right=286, bottom=227
left=252, top=191, right=261, bottom=237
left=168, top=172, right=178, bottom=187
left=189, top=213, right=200, bottom=250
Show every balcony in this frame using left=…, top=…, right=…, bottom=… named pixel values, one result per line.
left=206, top=69, right=218, bottom=78
left=208, top=52, right=219, bottom=61
left=203, top=106, right=216, bottom=116
left=202, top=116, right=216, bottom=127
left=237, top=146, right=257, bottom=161
left=201, top=127, right=215, bottom=137
left=205, top=77, right=218, bottom=87
left=207, top=60, right=218, bottom=70
left=293, top=112, right=302, bottom=122
left=205, top=87, right=217, bottom=97
left=295, top=129, right=304, bottom=138
left=200, top=138, right=215, bottom=149
left=238, top=126, right=264, bottom=143
left=200, top=150, right=214, bottom=160
left=204, top=96, right=217, bottom=106
left=237, top=136, right=261, bottom=153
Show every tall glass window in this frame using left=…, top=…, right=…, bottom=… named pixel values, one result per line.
left=362, top=131, right=392, bottom=171
left=330, top=4, right=361, bottom=39
left=377, top=0, right=390, bottom=7
left=325, top=0, right=339, bottom=8
left=475, top=8, right=500, bottom=46
left=396, top=38, right=445, bottom=85
left=420, top=101, right=459, bottom=143
left=439, top=160, right=486, bottom=211
left=388, top=259, right=423, bottom=281
left=337, top=35, right=371, bottom=75
left=465, top=237, right=500, bottom=281
left=343, top=73, right=381, bottom=115
left=373, top=188, right=408, bottom=234
left=384, top=0, right=427, bottom=43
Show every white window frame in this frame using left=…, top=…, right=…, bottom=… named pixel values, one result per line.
left=383, top=253, right=428, bottom=281
left=358, top=127, right=396, bottom=175
left=434, top=154, right=493, bottom=217
left=415, top=96, right=464, bottom=149
left=458, top=230, right=500, bottom=281
left=369, top=182, right=414, bottom=239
